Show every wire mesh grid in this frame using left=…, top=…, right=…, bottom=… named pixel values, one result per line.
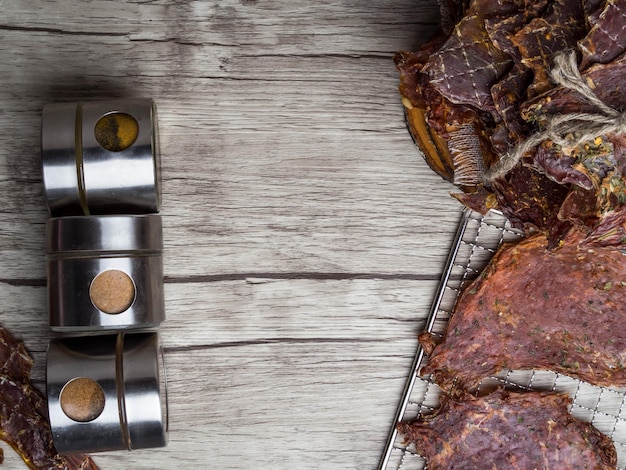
left=379, top=208, right=626, bottom=470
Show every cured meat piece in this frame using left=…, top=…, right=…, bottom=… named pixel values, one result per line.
left=492, top=163, right=571, bottom=237
left=510, top=18, right=559, bottom=96
left=490, top=63, right=533, bottom=151
left=555, top=177, right=626, bottom=244
left=579, top=0, right=626, bottom=69
left=394, top=51, right=499, bottom=188
left=535, top=149, right=595, bottom=190
left=511, top=0, right=587, bottom=97
left=523, top=51, right=626, bottom=119
left=420, top=226, right=626, bottom=392
left=581, top=203, right=626, bottom=245
left=396, top=0, right=626, bottom=237
left=438, top=0, right=472, bottom=33
left=584, top=0, right=609, bottom=20
left=558, top=184, right=605, bottom=228
left=484, top=0, right=548, bottom=61
left=397, top=389, right=617, bottom=470
left=0, top=326, right=99, bottom=470
left=393, top=33, right=449, bottom=111
left=422, top=6, right=512, bottom=111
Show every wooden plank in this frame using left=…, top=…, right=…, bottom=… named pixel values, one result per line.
left=2, top=277, right=440, bottom=375
left=3, top=277, right=440, bottom=468
left=93, top=343, right=415, bottom=470
left=0, top=0, right=453, bottom=468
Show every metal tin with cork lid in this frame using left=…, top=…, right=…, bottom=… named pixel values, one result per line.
left=46, top=214, right=164, bottom=331
left=46, top=332, right=168, bottom=454
left=41, top=99, right=161, bottom=216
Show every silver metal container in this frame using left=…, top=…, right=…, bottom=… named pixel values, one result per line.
left=41, top=99, right=161, bottom=216
left=46, top=214, right=164, bottom=331
left=47, top=332, right=168, bottom=454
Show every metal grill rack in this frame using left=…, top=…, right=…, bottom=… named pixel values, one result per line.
left=378, top=208, right=626, bottom=470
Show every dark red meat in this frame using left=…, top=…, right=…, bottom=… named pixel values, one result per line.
left=523, top=51, right=626, bottom=118
left=422, top=3, right=512, bottom=111
left=395, top=0, right=626, bottom=238
left=579, top=0, right=626, bottom=69
left=420, top=227, right=626, bottom=392
left=0, top=326, right=99, bottom=470
left=398, top=389, right=617, bottom=470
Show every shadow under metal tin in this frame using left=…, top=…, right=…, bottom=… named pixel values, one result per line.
left=46, top=214, right=164, bottom=331
left=41, top=99, right=161, bottom=216
left=47, top=332, right=168, bottom=454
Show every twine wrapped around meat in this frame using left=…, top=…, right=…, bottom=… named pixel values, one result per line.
left=395, top=0, right=626, bottom=237
left=484, top=51, right=626, bottom=182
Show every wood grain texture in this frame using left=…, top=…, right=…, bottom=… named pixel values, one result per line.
left=0, top=1, right=463, bottom=468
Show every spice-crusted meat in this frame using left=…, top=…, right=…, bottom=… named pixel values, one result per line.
left=420, top=227, right=626, bottom=392
left=397, top=389, right=617, bottom=470
left=0, top=326, right=99, bottom=470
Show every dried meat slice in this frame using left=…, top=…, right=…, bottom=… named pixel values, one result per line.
left=523, top=50, right=626, bottom=119
left=438, top=0, right=472, bottom=34
left=393, top=32, right=449, bottom=111
left=584, top=0, right=609, bottom=20
left=490, top=63, right=533, bottom=151
left=484, top=0, right=548, bottom=61
left=492, top=163, right=570, bottom=236
left=579, top=0, right=626, bottom=69
left=512, top=9, right=585, bottom=97
left=397, top=389, right=617, bottom=470
left=420, top=226, right=626, bottom=392
left=394, top=50, right=499, bottom=188
left=0, top=326, right=99, bottom=470
left=422, top=8, right=512, bottom=111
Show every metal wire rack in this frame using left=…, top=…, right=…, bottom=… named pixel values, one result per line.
left=378, top=208, right=626, bottom=470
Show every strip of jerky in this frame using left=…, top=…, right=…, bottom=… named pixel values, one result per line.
left=398, top=389, right=617, bottom=470
left=579, top=0, right=626, bottom=69
left=422, top=1, right=512, bottom=111
left=0, top=325, right=99, bottom=470
left=420, top=225, right=626, bottom=392
left=522, top=50, right=626, bottom=119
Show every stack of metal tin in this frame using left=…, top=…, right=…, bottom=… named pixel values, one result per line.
left=41, top=100, right=168, bottom=454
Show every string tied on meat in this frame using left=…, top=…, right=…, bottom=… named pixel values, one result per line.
left=483, top=51, right=626, bottom=183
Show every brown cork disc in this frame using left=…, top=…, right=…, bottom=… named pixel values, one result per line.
left=94, top=112, right=139, bottom=152
left=60, top=377, right=106, bottom=422
left=90, top=269, right=135, bottom=314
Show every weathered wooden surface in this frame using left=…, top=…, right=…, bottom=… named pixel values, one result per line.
left=0, top=1, right=463, bottom=468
